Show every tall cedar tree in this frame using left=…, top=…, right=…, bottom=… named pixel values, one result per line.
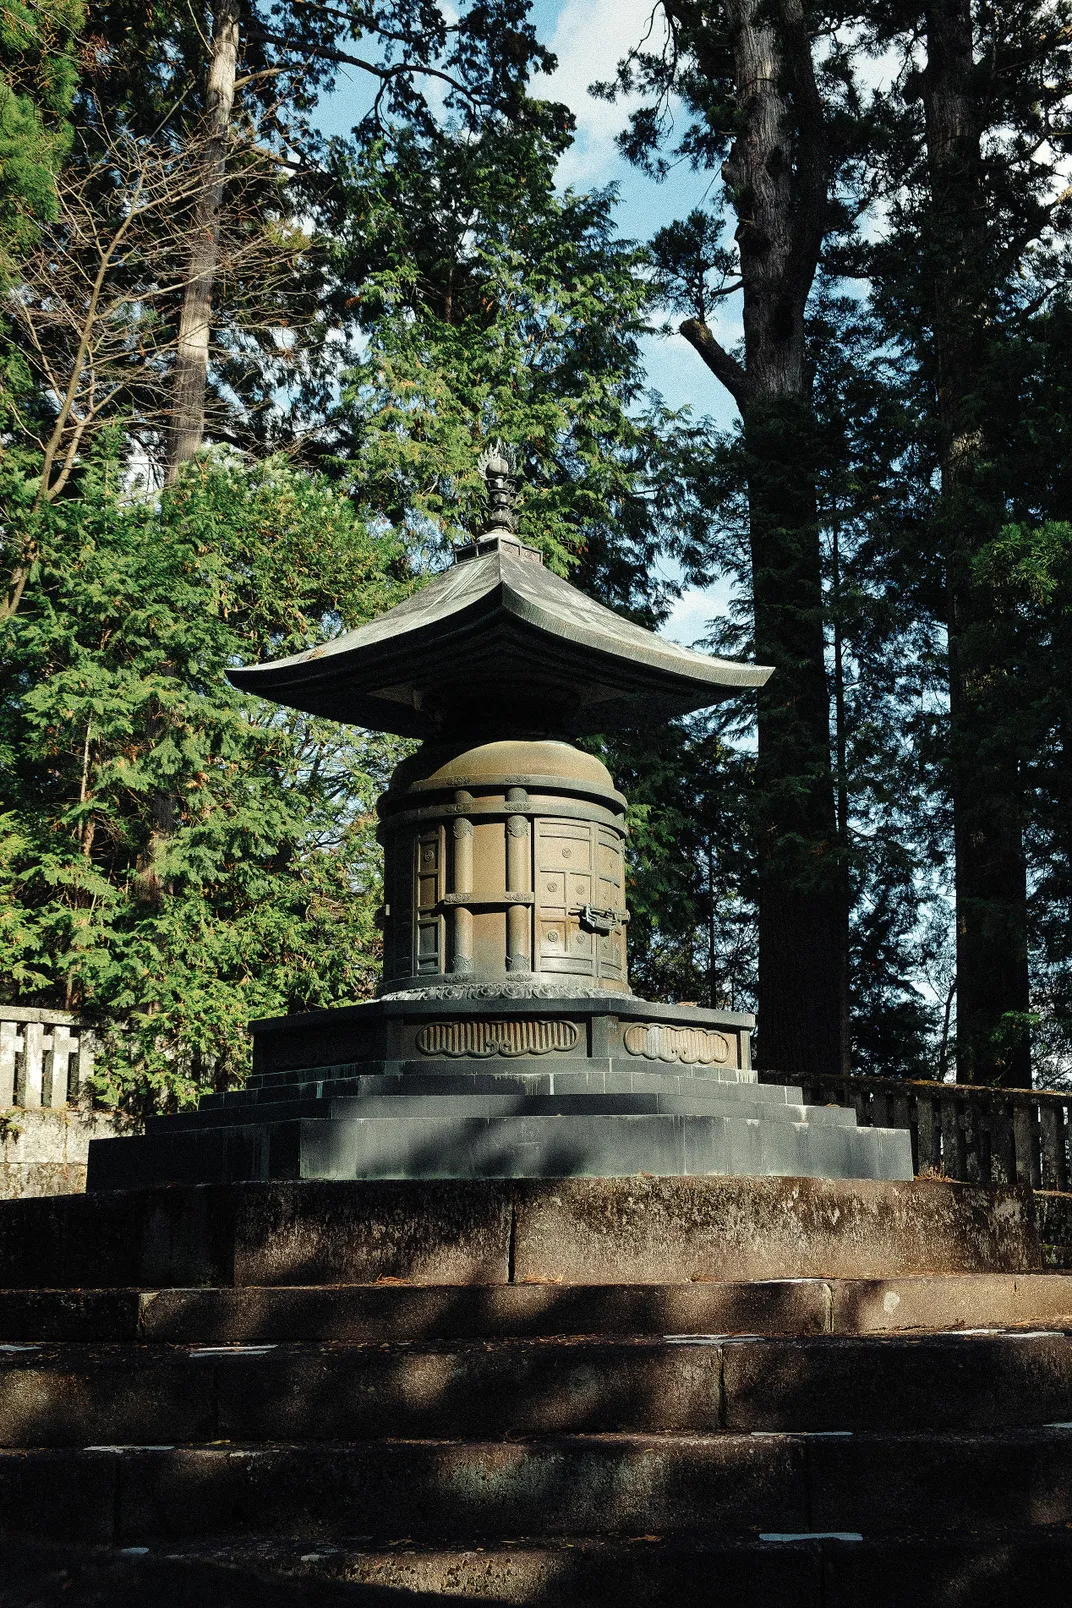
left=924, top=0, right=1029, bottom=1084
left=601, top=2, right=847, bottom=1076
left=971, top=305, right=1072, bottom=1081
left=864, top=0, right=1072, bottom=1082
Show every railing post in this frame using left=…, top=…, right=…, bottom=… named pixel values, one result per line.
left=72, top=1029, right=95, bottom=1100
left=988, top=1097, right=1017, bottom=1185
left=0, top=1022, right=16, bottom=1107
left=916, top=1095, right=941, bottom=1173
left=961, top=1096, right=983, bottom=1183
left=20, top=1021, right=44, bottom=1108
left=892, top=1091, right=917, bottom=1172
left=44, top=1025, right=75, bottom=1107
left=1012, top=1098, right=1041, bottom=1189
left=940, top=1092, right=967, bottom=1180
left=869, top=1089, right=890, bottom=1129
left=1039, top=1100, right=1069, bottom=1193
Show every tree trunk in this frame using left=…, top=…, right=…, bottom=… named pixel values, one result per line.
left=166, top=0, right=240, bottom=482
left=922, top=0, right=1031, bottom=1086
left=746, top=397, right=843, bottom=1077
left=672, top=0, right=845, bottom=1077
left=830, top=510, right=853, bottom=1075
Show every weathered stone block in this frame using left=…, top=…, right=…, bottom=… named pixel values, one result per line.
left=510, top=1176, right=1040, bottom=1284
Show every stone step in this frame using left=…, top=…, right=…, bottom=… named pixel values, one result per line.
left=153, top=1532, right=1072, bottom=1608
left=10, top=1530, right=1072, bottom=1608
left=0, top=1537, right=486, bottom=1608
left=0, top=1177, right=1040, bottom=1289
left=149, top=1090, right=859, bottom=1136
left=228, top=1070, right=780, bottom=1111
left=5, top=1431, right=1072, bottom=1544
left=241, top=1059, right=765, bottom=1095
left=4, top=1274, right=1072, bottom=1344
left=4, top=1332, right=1072, bottom=1445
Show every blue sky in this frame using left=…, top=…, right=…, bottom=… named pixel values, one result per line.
left=527, top=0, right=740, bottom=640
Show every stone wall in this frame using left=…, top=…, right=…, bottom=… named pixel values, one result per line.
left=0, top=1107, right=132, bottom=1199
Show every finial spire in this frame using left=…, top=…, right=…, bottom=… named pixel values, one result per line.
left=477, top=442, right=519, bottom=535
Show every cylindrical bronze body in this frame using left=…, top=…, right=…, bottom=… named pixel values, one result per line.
left=378, top=739, right=629, bottom=994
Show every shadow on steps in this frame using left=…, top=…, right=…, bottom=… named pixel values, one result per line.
left=0, top=1539, right=495, bottom=1608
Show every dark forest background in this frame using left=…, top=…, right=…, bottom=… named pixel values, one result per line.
left=2, top=0, right=1072, bottom=1105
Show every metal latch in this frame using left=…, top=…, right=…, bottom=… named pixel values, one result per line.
left=579, top=904, right=627, bottom=934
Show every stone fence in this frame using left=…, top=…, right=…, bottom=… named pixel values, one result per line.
left=761, top=1068, right=1072, bottom=1192
left=0, top=1006, right=96, bottom=1110
left=0, top=1008, right=129, bottom=1199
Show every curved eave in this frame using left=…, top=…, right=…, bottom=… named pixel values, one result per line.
left=498, top=567, right=772, bottom=694
left=226, top=546, right=773, bottom=735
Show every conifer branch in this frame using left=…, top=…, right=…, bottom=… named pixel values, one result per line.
left=679, top=317, right=750, bottom=406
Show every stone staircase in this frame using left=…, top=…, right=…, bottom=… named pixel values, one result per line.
left=3, top=1176, right=1072, bottom=1605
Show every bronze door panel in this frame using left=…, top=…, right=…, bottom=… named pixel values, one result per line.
left=415, top=827, right=444, bottom=975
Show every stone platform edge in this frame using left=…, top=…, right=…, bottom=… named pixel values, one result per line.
left=249, top=993, right=755, bottom=1079
left=0, top=1174, right=1040, bottom=1289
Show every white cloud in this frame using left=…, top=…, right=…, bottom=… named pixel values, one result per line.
left=534, top=0, right=671, bottom=187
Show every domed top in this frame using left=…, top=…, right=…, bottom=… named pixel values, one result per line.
left=384, top=738, right=623, bottom=808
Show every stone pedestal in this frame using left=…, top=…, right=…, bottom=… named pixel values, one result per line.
left=87, top=992, right=912, bottom=1191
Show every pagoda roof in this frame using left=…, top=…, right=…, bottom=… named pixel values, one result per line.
left=227, top=535, right=773, bottom=738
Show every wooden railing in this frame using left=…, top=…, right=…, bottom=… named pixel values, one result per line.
left=0, top=1007, right=96, bottom=1109
left=761, top=1068, right=1072, bottom=1192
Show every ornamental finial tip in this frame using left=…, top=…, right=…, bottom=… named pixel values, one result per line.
left=476, top=440, right=519, bottom=534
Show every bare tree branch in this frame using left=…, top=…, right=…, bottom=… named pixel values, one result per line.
left=250, top=29, right=478, bottom=101
left=2, top=113, right=312, bottom=621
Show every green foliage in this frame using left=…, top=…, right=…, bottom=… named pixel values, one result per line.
left=310, top=122, right=707, bottom=599
left=0, top=447, right=413, bottom=1106
left=597, top=718, right=757, bottom=1013
left=0, top=0, right=84, bottom=275
left=974, top=516, right=1072, bottom=1081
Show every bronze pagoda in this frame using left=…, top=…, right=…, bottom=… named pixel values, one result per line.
left=88, top=453, right=912, bottom=1188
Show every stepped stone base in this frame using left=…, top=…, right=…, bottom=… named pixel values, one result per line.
left=85, top=996, right=914, bottom=1189
left=0, top=1175, right=1042, bottom=1288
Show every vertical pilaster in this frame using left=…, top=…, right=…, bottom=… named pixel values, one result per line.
left=506, top=788, right=531, bottom=973
left=452, top=814, right=474, bottom=974
left=44, top=1025, right=74, bottom=1107
left=73, top=1030, right=95, bottom=1100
